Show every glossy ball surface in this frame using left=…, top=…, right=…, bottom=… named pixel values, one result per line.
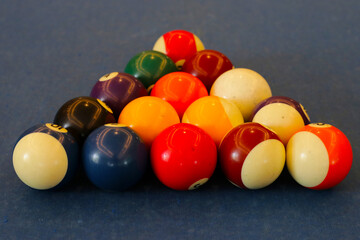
left=82, top=124, right=148, bottom=191
left=124, top=51, right=178, bottom=89
left=153, top=30, right=205, bottom=69
left=219, top=122, right=285, bottom=189
left=286, top=123, right=353, bottom=190
left=251, top=96, right=310, bottom=145
left=182, top=96, right=244, bottom=147
left=150, top=72, right=208, bottom=118
left=118, top=96, right=180, bottom=147
left=90, top=72, right=147, bottom=119
left=210, top=68, right=272, bottom=121
left=13, top=123, right=79, bottom=190
left=151, top=123, right=217, bottom=190
left=182, top=49, right=234, bottom=91
left=54, top=96, right=116, bottom=143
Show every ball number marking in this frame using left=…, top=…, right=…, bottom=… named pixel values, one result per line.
left=46, top=123, right=68, bottom=133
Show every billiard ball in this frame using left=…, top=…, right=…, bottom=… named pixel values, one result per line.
left=286, top=123, right=353, bottom=190
left=151, top=123, right=217, bottom=190
left=219, top=122, right=285, bottom=189
left=124, top=50, right=178, bottom=89
left=12, top=123, right=79, bottom=190
left=150, top=72, right=208, bottom=118
left=90, top=72, right=148, bottom=119
left=54, top=96, right=116, bottom=143
left=210, top=68, right=272, bottom=121
left=82, top=123, right=148, bottom=191
left=153, top=30, right=205, bottom=69
left=118, top=96, right=180, bottom=147
left=182, top=49, right=234, bottom=91
left=182, top=96, right=244, bottom=147
left=251, top=96, right=310, bottom=145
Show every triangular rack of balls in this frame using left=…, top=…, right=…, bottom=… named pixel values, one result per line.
left=13, top=30, right=353, bottom=191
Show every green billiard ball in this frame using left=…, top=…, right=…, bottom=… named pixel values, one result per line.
left=124, top=50, right=178, bottom=89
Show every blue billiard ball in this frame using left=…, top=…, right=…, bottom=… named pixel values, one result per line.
left=82, top=123, right=148, bottom=191
left=12, top=123, right=79, bottom=190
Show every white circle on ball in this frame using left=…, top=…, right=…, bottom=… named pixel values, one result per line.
left=188, top=178, right=209, bottom=190
left=13, top=133, right=68, bottom=190
left=99, top=72, right=119, bottom=82
left=286, top=131, right=329, bottom=188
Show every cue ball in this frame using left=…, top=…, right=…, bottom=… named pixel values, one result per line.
left=182, top=49, right=234, bottom=91
left=251, top=96, right=310, bottom=145
left=153, top=30, right=205, bottom=69
left=118, top=96, right=180, bottom=147
left=210, top=68, right=272, bottom=121
left=286, top=123, right=353, bottom=190
left=150, top=72, right=208, bottom=118
left=151, top=123, right=217, bottom=190
left=12, top=123, right=79, bottom=190
left=182, top=96, right=244, bottom=147
left=124, top=50, right=178, bottom=89
left=219, top=122, right=285, bottom=189
left=82, top=123, right=148, bottom=191
left=90, top=72, right=147, bottom=119
left=54, top=96, right=116, bottom=143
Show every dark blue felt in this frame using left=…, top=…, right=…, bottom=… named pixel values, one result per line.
left=1, top=0, right=360, bottom=239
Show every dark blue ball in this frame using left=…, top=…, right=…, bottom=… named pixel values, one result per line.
left=82, top=124, right=148, bottom=191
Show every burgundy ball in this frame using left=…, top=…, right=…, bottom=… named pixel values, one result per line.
left=90, top=72, right=148, bottom=119
left=182, top=49, right=233, bottom=91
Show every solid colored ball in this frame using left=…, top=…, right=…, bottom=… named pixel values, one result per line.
left=54, top=96, right=116, bottom=143
left=12, top=123, right=79, bottom=190
left=82, top=124, right=148, bottom=191
left=210, top=68, right=272, bottom=121
left=118, top=96, right=180, bottom=147
left=153, top=29, right=205, bottom=69
left=251, top=96, right=310, bottom=145
left=124, top=50, right=178, bottom=89
left=182, top=49, right=234, bottom=91
left=219, top=122, right=285, bottom=189
left=151, top=123, right=217, bottom=190
left=286, top=123, right=353, bottom=190
left=90, top=72, right=147, bottom=119
left=182, top=96, right=244, bottom=147
left=150, top=72, right=208, bottom=118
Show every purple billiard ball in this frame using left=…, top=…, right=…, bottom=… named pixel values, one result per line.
left=90, top=72, right=148, bottom=119
left=250, top=96, right=311, bottom=144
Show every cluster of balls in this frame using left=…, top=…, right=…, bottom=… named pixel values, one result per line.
left=12, top=30, right=353, bottom=192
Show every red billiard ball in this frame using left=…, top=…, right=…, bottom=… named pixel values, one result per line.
left=182, top=49, right=234, bottom=91
left=90, top=72, right=148, bottom=119
left=251, top=96, right=310, bottom=145
left=286, top=123, right=353, bottom=190
left=210, top=68, right=272, bottom=121
left=13, top=123, right=79, bottom=190
left=151, top=123, right=217, bottom=190
left=118, top=96, right=180, bottom=147
left=150, top=72, right=208, bottom=118
left=153, top=30, right=205, bottom=69
left=219, top=122, right=285, bottom=189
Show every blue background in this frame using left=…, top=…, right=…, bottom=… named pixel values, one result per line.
left=1, top=0, right=359, bottom=239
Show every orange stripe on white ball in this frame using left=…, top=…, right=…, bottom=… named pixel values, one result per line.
left=252, top=103, right=305, bottom=144
left=241, top=139, right=285, bottom=189
left=286, top=131, right=329, bottom=188
left=218, top=97, right=244, bottom=127
left=13, top=133, right=68, bottom=190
